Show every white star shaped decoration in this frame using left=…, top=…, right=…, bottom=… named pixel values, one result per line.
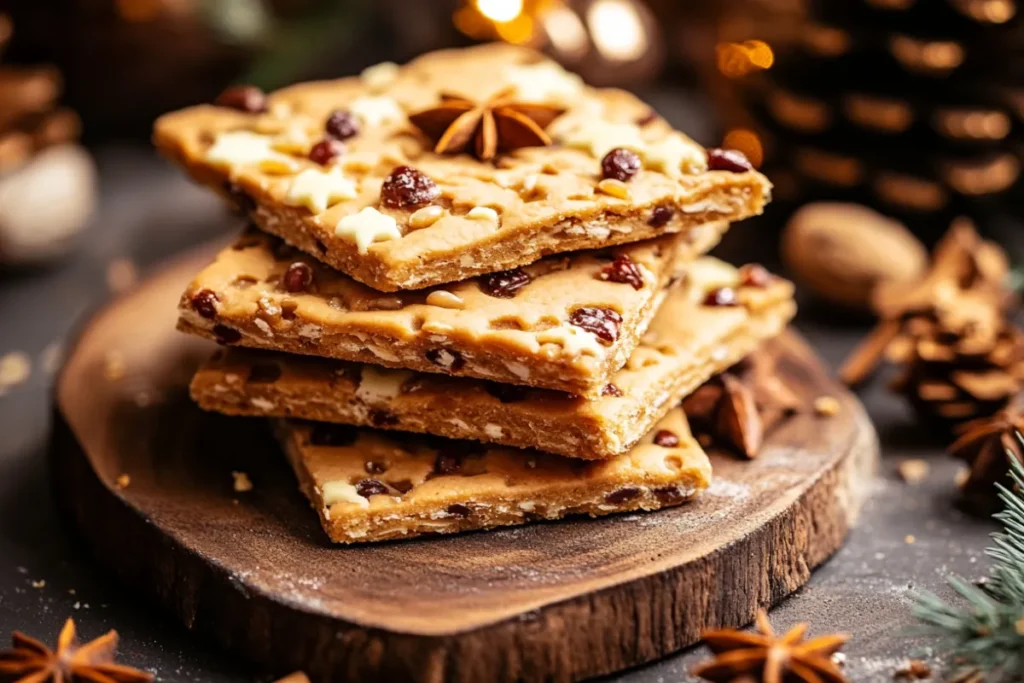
left=348, top=96, right=405, bottom=128
left=206, top=130, right=300, bottom=174
left=285, top=167, right=358, bottom=214
left=334, top=207, right=402, bottom=254
left=504, top=62, right=583, bottom=104
left=560, top=120, right=645, bottom=161
left=642, top=135, right=708, bottom=176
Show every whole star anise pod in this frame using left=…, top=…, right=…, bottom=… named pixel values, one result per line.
left=0, top=618, right=153, bottom=683
left=408, top=88, right=565, bottom=160
left=950, top=394, right=1024, bottom=514
left=692, top=609, right=849, bottom=683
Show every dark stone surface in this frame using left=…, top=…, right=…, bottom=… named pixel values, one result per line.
left=0, top=145, right=996, bottom=682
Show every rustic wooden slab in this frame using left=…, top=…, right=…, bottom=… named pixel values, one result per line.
left=50, top=245, right=879, bottom=683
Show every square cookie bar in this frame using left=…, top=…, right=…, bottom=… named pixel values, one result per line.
left=154, top=44, right=771, bottom=291
left=274, top=406, right=711, bottom=543
left=178, top=223, right=725, bottom=397
left=191, top=259, right=795, bottom=459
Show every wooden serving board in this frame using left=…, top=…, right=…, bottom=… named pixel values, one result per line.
left=51, top=245, right=879, bottom=683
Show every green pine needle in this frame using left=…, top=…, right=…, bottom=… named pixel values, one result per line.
left=911, top=434, right=1024, bottom=681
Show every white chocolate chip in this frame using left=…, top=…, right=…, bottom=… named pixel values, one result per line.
left=425, top=290, right=465, bottom=309
left=597, top=178, right=631, bottom=199
left=334, top=207, right=402, bottom=253
left=561, top=120, right=645, bottom=159
left=356, top=366, right=412, bottom=404
left=643, top=134, right=708, bottom=175
left=504, top=62, right=584, bottom=104
left=408, top=205, right=445, bottom=229
left=465, top=206, right=500, bottom=224
left=360, top=61, right=400, bottom=92
left=322, top=481, right=370, bottom=508
left=348, top=95, right=405, bottom=127
left=285, top=167, right=358, bottom=214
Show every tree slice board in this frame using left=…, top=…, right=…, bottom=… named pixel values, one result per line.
left=51, top=244, right=879, bottom=683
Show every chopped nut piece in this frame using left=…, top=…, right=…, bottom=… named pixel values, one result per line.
left=425, top=290, right=465, bottom=309
left=465, top=206, right=500, bottom=223
left=814, top=395, right=841, bottom=416
left=408, top=205, right=445, bottom=229
left=597, top=178, right=631, bottom=199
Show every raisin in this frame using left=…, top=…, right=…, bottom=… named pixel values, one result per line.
left=191, top=289, right=219, bottom=319
left=653, top=429, right=679, bottom=447
left=485, top=382, right=530, bottom=403
left=652, top=485, right=686, bottom=505
left=601, top=383, right=623, bottom=397
left=308, top=138, right=345, bottom=165
left=648, top=205, right=674, bottom=227
left=601, top=148, right=642, bottom=182
left=309, top=423, right=358, bottom=446
left=707, top=148, right=753, bottom=173
left=325, top=109, right=359, bottom=140
left=355, top=479, right=388, bottom=498
left=480, top=268, right=532, bottom=298
left=738, top=263, right=771, bottom=288
left=214, top=85, right=267, bottom=113
left=434, top=451, right=463, bottom=475
left=704, top=287, right=740, bottom=307
left=605, top=487, right=642, bottom=505
left=425, top=348, right=465, bottom=371
left=247, top=363, right=281, bottom=384
left=365, top=460, right=388, bottom=475
left=569, top=307, right=622, bottom=344
left=283, top=262, right=314, bottom=293
left=213, top=324, right=241, bottom=344
left=599, top=254, right=645, bottom=290
left=369, top=409, right=398, bottom=426
left=380, top=165, right=440, bottom=209
left=446, top=503, right=472, bottom=518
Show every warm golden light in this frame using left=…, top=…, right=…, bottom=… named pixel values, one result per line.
left=722, top=129, right=764, bottom=168
left=476, top=0, right=524, bottom=23
left=716, top=40, right=774, bottom=78
left=543, top=4, right=589, bottom=60
left=587, top=0, right=647, bottom=62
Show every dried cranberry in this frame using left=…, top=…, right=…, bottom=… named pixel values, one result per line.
left=480, top=268, right=532, bottom=298
left=648, top=205, right=675, bottom=228
left=653, top=429, right=679, bottom=447
left=380, top=165, right=440, bottom=209
left=605, top=487, right=642, bottom=505
left=325, top=110, right=360, bottom=140
left=739, top=263, right=771, bottom=288
left=569, top=307, right=622, bottom=344
left=215, top=85, right=267, bottom=113
left=446, top=503, right=472, bottom=518
left=434, top=451, right=463, bottom=475
left=309, top=424, right=358, bottom=446
left=213, top=324, right=241, bottom=344
left=485, top=382, right=530, bottom=403
left=247, top=363, right=281, bottom=384
left=707, top=148, right=753, bottom=173
left=425, top=348, right=465, bottom=371
left=355, top=479, right=388, bottom=498
left=369, top=409, right=398, bottom=426
left=704, top=287, right=740, bottom=307
left=283, top=262, right=314, bottom=293
left=191, top=289, right=219, bottom=319
left=601, top=383, right=623, bottom=397
left=599, top=254, right=645, bottom=290
left=652, top=485, right=686, bottom=505
left=601, top=148, right=642, bottom=182
left=308, top=138, right=345, bottom=165
left=365, top=460, right=388, bottom=475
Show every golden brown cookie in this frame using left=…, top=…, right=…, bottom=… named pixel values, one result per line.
left=190, top=258, right=795, bottom=458
left=177, top=224, right=726, bottom=397
left=154, top=44, right=771, bottom=291
left=274, top=405, right=711, bottom=543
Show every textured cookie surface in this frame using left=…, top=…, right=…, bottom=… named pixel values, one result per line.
left=178, top=224, right=725, bottom=397
left=192, top=259, right=795, bottom=458
left=274, top=407, right=711, bottom=543
left=154, top=44, right=771, bottom=291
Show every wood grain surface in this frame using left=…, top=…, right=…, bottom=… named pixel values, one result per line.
left=50, top=244, right=880, bottom=683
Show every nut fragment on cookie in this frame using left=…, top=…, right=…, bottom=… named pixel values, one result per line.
left=274, top=407, right=711, bottom=543
left=334, top=207, right=401, bottom=253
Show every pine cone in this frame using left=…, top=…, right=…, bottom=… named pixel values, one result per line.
left=949, top=394, right=1024, bottom=514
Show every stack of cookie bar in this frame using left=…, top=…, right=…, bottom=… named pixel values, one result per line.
left=153, top=44, right=796, bottom=543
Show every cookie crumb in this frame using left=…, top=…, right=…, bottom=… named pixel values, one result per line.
left=106, top=257, right=138, bottom=293
left=0, top=351, right=31, bottom=394
left=115, top=474, right=131, bottom=489
left=905, top=534, right=916, bottom=544
left=894, top=659, right=931, bottom=679
left=955, top=466, right=971, bottom=489
left=814, top=395, right=841, bottom=416
left=232, top=471, right=253, bottom=493
left=831, top=652, right=846, bottom=667
left=31, top=579, right=45, bottom=589
left=898, top=459, right=930, bottom=485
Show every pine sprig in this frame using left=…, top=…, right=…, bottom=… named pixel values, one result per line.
left=911, top=435, right=1024, bottom=681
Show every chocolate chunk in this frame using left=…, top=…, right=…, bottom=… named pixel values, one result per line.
left=213, top=324, right=241, bottom=344
left=653, top=429, right=679, bottom=447
left=648, top=205, right=674, bottom=227
left=601, top=148, right=642, bottom=182
left=703, top=287, right=740, bottom=307
left=309, top=423, right=358, bottom=446
left=569, top=306, right=622, bottom=343
left=283, top=262, right=314, bottom=293
left=605, top=487, right=642, bottom=504
left=247, top=363, right=281, bottom=384
left=191, top=289, right=219, bottom=319
left=425, top=348, right=465, bottom=371
left=599, top=254, right=645, bottom=290
left=389, top=479, right=414, bottom=494
left=380, top=165, right=440, bottom=209
left=707, top=148, right=753, bottom=173
left=214, top=85, right=267, bottom=113
left=308, top=138, right=345, bottom=165
left=325, top=109, right=360, bottom=140
left=480, top=268, right=532, bottom=298
left=355, top=478, right=388, bottom=498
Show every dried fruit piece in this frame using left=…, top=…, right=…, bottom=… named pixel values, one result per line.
left=480, top=268, right=532, bottom=298
left=707, top=147, right=753, bottom=173
left=434, top=451, right=463, bottom=475
left=380, top=165, right=440, bottom=209
left=191, top=289, right=220, bottom=319
left=308, top=138, right=345, bottom=165
left=653, top=429, right=679, bottom=447
left=283, top=262, right=314, bottom=293
left=602, top=383, right=623, bottom=397
left=648, top=205, right=674, bottom=227
left=325, top=110, right=360, bottom=140
left=215, top=85, right=267, bottom=113
left=703, top=287, right=739, bottom=307
left=599, top=254, right=645, bottom=290
left=569, top=306, right=622, bottom=343
left=355, top=479, right=388, bottom=497
left=601, top=148, right=641, bottom=181
left=738, top=263, right=771, bottom=288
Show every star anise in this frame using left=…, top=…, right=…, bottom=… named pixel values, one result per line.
left=950, top=394, right=1024, bottom=514
left=692, top=609, right=849, bottom=683
left=0, top=618, right=153, bottom=683
left=408, top=88, right=565, bottom=160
